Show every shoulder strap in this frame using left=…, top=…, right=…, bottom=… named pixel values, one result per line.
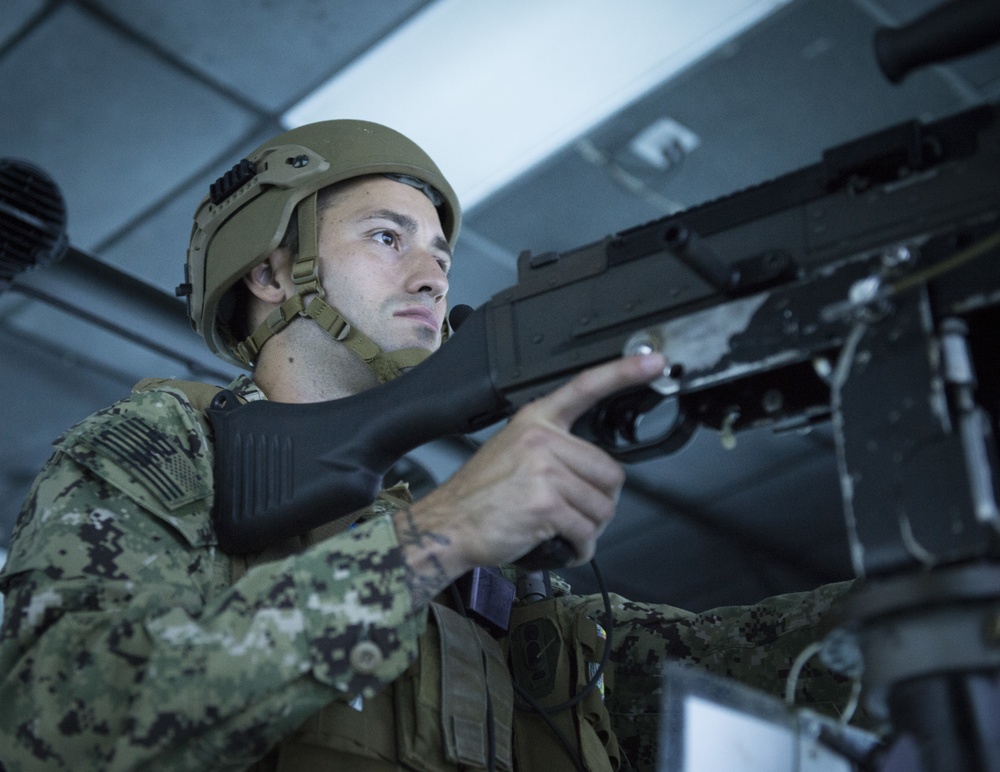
left=133, top=377, right=232, bottom=412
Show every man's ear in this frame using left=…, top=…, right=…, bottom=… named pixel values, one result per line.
left=242, top=249, right=292, bottom=305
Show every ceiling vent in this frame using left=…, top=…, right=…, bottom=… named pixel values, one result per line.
left=0, top=159, right=68, bottom=288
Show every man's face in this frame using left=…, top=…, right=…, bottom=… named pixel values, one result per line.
left=315, top=176, right=452, bottom=354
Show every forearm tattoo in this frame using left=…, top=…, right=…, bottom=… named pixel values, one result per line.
left=397, top=507, right=452, bottom=607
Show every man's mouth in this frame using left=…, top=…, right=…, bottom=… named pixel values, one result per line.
left=394, top=306, right=440, bottom=332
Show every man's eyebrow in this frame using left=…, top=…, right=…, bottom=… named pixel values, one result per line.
left=365, top=209, right=452, bottom=260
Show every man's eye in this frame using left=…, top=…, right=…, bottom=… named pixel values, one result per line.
left=374, top=230, right=397, bottom=247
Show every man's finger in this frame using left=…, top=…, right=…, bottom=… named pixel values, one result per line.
left=536, top=353, right=666, bottom=429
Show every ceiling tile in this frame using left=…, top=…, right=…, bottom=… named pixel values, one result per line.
left=87, top=0, right=435, bottom=112
left=0, top=0, right=45, bottom=47
left=0, top=3, right=259, bottom=251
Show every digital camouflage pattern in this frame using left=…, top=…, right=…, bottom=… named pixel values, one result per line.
left=562, top=584, right=862, bottom=771
left=0, top=377, right=427, bottom=770
left=0, top=377, right=861, bottom=771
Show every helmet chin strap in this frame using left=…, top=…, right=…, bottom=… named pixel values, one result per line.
left=234, top=191, right=434, bottom=383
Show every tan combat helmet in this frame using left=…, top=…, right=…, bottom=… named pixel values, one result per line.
left=179, top=120, right=461, bottom=378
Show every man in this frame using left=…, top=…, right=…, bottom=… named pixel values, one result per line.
left=0, top=121, right=859, bottom=771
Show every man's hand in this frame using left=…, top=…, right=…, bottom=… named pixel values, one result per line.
left=393, top=352, right=666, bottom=604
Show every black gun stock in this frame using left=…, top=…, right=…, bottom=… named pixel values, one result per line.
left=208, top=308, right=504, bottom=554
left=209, top=102, right=1000, bottom=567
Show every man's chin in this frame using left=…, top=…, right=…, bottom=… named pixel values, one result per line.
left=387, top=337, right=441, bottom=356
left=405, top=328, right=442, bottom=351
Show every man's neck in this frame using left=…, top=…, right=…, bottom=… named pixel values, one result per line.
left=252, top=334, right=379, bottom=403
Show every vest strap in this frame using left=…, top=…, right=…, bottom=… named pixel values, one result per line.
left=432, top=604, right=514, bottom=769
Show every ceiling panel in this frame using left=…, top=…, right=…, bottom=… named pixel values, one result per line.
left=85, top=0, right=435, bottom=113
left=0, top=3, right=259, bottom=250
left=0, top=0, right=45, bottom=45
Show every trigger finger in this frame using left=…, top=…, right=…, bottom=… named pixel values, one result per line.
left=542, top=353, right=666, bottom=429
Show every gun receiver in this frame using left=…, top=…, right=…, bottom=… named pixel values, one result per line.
left=209, top=102, right=1000, bottom=572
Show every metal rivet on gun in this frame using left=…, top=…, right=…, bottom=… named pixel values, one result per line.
left=624, top=330, right=661, bottom=358
left=849, top=275, right=883, bottom=306
left=721, top=408, right=740, bottom=450
left=882, top=243, right=916, bottom=268
left=763, top=388, right=784, bottom=414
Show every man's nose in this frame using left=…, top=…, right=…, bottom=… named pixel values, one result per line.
left=408, top=250, right=449, bottom=300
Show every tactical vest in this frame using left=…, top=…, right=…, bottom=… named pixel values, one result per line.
left=138, top=379, right=622, bottom=771
left=227, top=507, right=622, bottom=772
left=245, top=579, right=622, bottom=772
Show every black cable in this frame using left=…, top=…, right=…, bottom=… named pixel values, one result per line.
left=511, top=681, right=588, bottom=772
left=510, top=558, right=617, bottom=772
left=541, top=559, right=614, bottom=715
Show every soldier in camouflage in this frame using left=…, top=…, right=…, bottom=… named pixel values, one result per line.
left=0, top=121, right=863, bottom=771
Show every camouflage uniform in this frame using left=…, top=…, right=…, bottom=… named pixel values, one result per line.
left=0, top=377, right=858, bottom=771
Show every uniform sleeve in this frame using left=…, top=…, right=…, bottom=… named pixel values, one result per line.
left=0, top=391, right=426, bottom=771
left=560, top=583, right=865, bottom=771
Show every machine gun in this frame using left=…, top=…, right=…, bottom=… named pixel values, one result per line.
left=206, top=96, right=1000, bottom=769
left=207, top=100, right=1000, bottom=563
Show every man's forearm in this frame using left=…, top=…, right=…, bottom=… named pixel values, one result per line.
left=393, top=505, right=459, bottom=607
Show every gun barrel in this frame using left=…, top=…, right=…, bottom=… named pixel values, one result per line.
left=874, top=1, right=1000, bottom=83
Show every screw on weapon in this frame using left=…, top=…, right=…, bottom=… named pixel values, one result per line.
left=881, top=243, right=916, bottom=269
left=625, top=330, right=665, bottom=361
left=720, top=408, right=740, bottom=450
left=629, top=335, right=682, bottom=380
left=762, top=388, right=784, bottom=414
left=849, top=275, right=882, bottom=305
left=821, top=273, right=893, bottom=323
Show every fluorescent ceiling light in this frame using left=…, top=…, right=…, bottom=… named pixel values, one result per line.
left=283, top=0, right=791, bottom=210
